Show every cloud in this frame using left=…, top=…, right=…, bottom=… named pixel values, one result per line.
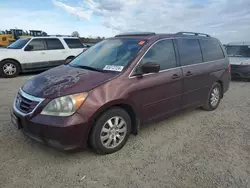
left=53, top=0, right=92, bottom=20
left=53, top=0, right=250, bottom=43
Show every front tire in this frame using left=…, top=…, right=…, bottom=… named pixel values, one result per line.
left=0, top=60, right=20, bottom=78
left=202, top=82, right=222, bottom=111
left=89, top=108, right=131, bottom=154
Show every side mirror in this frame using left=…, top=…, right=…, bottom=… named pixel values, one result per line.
left=141, top=62, right=160, bottom=74
left=25, top=45, right=33, bottom=51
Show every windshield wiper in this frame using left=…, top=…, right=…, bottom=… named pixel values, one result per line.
left=70, top=64, right=105, bottom=73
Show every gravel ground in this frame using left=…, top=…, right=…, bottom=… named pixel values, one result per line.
left=0, top=75, right=249, bottom=188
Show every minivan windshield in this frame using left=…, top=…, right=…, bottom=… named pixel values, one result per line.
left=226, top=45, right=250, bottom=57
left=7, top=38, right=31, bottom=49
left=69, top=38, right=145, bottom=72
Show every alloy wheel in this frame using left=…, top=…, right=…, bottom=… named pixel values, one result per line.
left=100, top=116, right=127, bottom=149
left=210, top=87, right=220, bottom=107
left=3, top=63, right=16, bottom=76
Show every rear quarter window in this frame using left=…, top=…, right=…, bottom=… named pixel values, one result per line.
left=64, top=38, right=84, bottom=49
left=200, top=39, right=225, bottom=61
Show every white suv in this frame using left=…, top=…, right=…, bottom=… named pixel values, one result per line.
left=0, top=37, right=87, bottom=78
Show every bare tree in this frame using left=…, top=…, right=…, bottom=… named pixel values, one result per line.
left=72, top=31, right=80, bottom=37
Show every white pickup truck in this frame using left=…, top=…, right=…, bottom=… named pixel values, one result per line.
left=0, top=37, right=87, bottom=77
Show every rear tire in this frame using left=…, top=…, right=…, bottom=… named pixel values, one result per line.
left=201, top=82, right=222, bottom=111
left=0, top=60, right=20, bottom=78
left=89, top=108, right=131, bottom=155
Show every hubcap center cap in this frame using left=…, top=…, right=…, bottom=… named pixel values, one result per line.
left=111, top=130, right=115, bottom=135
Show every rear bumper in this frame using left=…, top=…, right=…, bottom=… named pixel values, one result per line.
left=231, top=65, right=250, bottom=78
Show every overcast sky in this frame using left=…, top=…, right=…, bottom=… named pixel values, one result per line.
left=1, top=0, right=250, bottom=43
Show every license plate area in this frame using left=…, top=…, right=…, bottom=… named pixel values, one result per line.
left=11, top=114, right=22, bottom=130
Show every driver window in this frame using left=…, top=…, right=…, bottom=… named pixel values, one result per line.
left=135, top=39, right=177, bottom=73
left=27, top=39, right=46, bottom=51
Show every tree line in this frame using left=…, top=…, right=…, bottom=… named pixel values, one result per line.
left=71, top=31, right=105, bottom=44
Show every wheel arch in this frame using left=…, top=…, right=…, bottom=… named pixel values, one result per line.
left=1, top=58, right=22, bottom=70
left=88, top=100, right=138, bottom=138
left=216, top=80, right=224, bottom=98
left=66, top=56, right=75, bottom=60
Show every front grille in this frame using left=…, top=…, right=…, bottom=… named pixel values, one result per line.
left=231, top=64, right=248, bottom=69
left=231, top=65, right=239, bottom=69
left=15, top=89, right=43, bottom=114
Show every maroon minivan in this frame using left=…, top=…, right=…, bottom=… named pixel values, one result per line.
left=11, top=32, right=230, bottom=154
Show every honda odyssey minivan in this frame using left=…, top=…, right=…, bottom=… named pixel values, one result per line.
left=11, top=32, right=230, bottom=154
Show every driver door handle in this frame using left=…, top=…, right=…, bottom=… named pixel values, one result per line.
left=172, top=74, right=180, bottom=79
left=41, top=52, right=46, bottom=55
left=185, top=71, right=193, bottom=76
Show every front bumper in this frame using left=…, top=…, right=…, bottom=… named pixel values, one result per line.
left=12, top=90, right=91, bottom=151
left=231, top=64, right=250, bottom=78
left=12, top=110, right=90, bottom=150
left=12, top=110, right=91, bottom=151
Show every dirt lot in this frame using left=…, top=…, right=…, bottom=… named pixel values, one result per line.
left=0, top=75, right=249, bottom=188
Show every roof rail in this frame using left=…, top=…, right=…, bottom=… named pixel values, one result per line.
left=47, top=35, right=74, bottom=37
left=115, top=32, right=156, bottom=37
left=175, top=32, right=210, bottom=37
left=32, top=35, right=75, bottom=37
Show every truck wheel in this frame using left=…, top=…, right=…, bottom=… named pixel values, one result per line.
left=0, top=60, right=20, bottom=78
left=89, top=108, right=131, bottom=154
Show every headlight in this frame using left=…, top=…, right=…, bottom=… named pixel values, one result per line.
left=41, top=93, right=88, bottom=116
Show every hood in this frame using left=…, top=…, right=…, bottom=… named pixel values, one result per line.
left=229, top=57, right=250, bottom=65
left=22, top=65, right=117, bottom=99
left=0, top=48, right=19, bottom=51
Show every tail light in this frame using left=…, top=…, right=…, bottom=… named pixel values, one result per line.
left=83, top=48, right=87, bottom=52
left=228, top=64, right=231, bottom=73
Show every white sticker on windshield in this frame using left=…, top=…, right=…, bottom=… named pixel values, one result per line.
left=103, top=65, right=124, bottom=72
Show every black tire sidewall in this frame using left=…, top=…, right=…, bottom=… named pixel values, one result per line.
left=0, top=60, right=20, bottom=78
left=208, top=83, right=222, bottom=110
left=90, top=108, right=131, bottom=154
